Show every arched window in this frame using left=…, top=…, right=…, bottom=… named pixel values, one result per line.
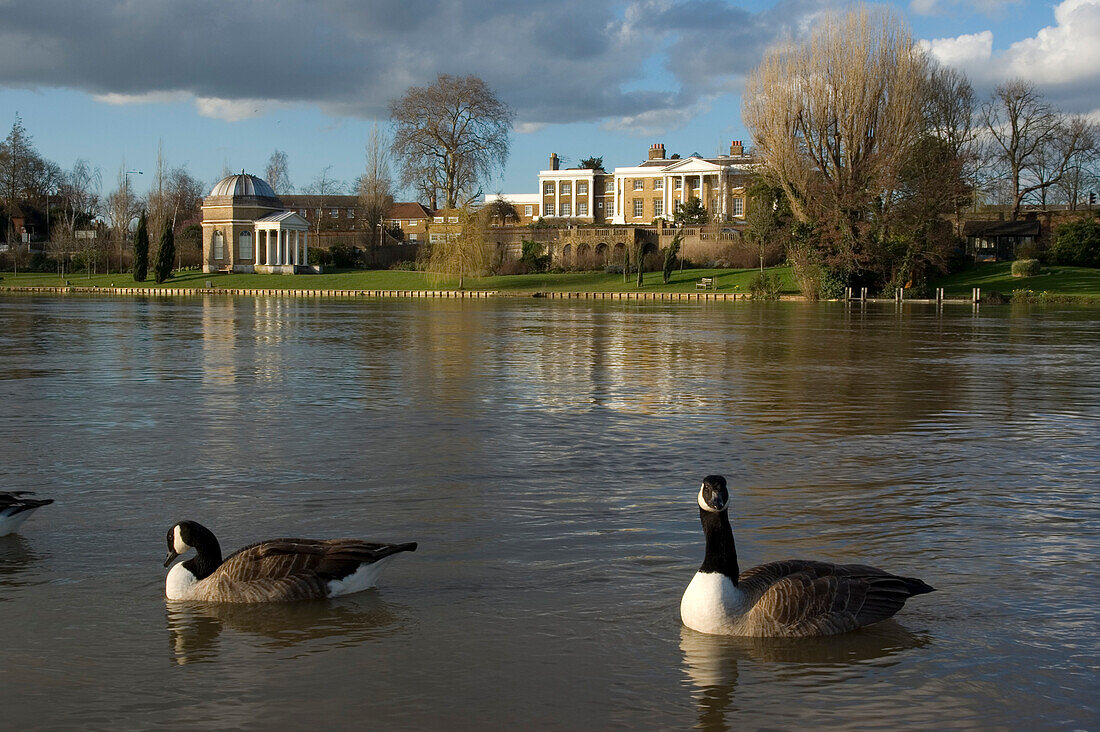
left=239, top=231, right=253, bottom=260
left=212, top=231, right=224, bottom=260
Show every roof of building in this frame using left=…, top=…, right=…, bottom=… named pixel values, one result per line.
left=388, top=201, right=433, bottom=219
left=279, top=194, right=360, bottom=207
left=209, top=172, right=277, bottom=199
left=962, top=219, right=1042, bottom=237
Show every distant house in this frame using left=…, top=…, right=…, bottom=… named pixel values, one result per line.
left=386, top=202, right=432, bottom=243
left=964, top=220, right=1041, bottom=262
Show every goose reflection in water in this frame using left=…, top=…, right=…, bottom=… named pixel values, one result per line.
left=0, top=535, right=46, bottom=590
left=166, top=593, right=409, bottom=665
left=680, top=622, right=931, bottom=730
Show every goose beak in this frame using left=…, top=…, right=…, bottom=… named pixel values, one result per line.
left=164, top=549, right=179, bottom=567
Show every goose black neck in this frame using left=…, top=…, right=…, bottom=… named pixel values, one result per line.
left=698, top=508, right=739, bottom=581
left=182, top=525, right=223, bottom=581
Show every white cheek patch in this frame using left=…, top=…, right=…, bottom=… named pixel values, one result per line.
left=698, top=487, right=715, bottom=512
left=173, top=525, right=190, bottom=555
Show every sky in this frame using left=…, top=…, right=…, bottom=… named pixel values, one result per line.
left=1, top=0, right=1097, bottom=202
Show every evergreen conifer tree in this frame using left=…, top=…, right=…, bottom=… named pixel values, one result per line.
left=132, top=210, right=149, bottom=282
left=153, top=221, right=175, bottom=284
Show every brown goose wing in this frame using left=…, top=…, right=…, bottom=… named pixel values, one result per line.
left=740, top=560, right=928, bottom=637
left=196, top=539, right=417, bottom=603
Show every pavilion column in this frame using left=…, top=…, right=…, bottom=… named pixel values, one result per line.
left=293, top=230, right=300, bottom=265
left=277, top=230, right=284, bottom=265
left=303, top=230, right=309, bottom=266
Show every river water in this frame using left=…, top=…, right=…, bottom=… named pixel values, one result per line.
left=1, top=294, right=1097, bottom=730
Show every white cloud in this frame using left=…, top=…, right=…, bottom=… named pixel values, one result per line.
left=921, top=0, right=1100, bottom=112
left=910, top=0, right=1022, bottom=16
left=919, top=31, right=993, bottom=68
left=93, top=91, right=190, bottom=106
left=194, top=97, right=280, bottom=122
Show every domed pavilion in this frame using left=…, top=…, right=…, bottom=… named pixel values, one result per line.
left=201, top=172, right=312, bottom=274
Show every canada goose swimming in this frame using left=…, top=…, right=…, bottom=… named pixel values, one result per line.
left=680, top=476, right=935, bottom=637
left=0, top=492, right=54, bottom=537
left=164, top=520, right=417, bottom=603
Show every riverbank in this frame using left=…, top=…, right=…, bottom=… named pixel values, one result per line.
left=2, top=262, right=1098, bottom=303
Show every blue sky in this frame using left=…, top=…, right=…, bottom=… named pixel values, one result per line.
left=1, top=0, right=1096, bottom=201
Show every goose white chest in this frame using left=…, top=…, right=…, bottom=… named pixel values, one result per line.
left=680, top=571, right=747, bottom=635
left=165, top=562, right=198, bottom=600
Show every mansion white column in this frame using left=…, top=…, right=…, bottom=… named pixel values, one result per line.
left=555, top=182, right=560, bottom=217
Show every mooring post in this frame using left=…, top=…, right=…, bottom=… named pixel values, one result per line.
left=861, top=287, right=868, bottom=301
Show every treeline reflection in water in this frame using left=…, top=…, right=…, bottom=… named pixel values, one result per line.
left=0, top=295, right=1097, bottom=729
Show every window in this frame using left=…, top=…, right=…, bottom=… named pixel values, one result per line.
left=347, top=209, right=355, bottom=218
left=578, top=202, right=588, bottom=216
left=434, top=216, right=443, bottom=223
left=633, top=199, right=644, bottom=218
left=561, top=182, right=571, bottom=195
left=408, top=233, right=418, bottom=241
left=633, top=179, right=643, bottom=190
left=560, top=202, right=571, bottom=216
left=577, top=182, right=588, bottom=194
left=430, top=233, right=443, bottom=243
left=544, top=202, right=555, bottom=216
left=330, top=208, right=339, bottom=217
left=607, top=201, right=614, bottom=215
left=298, top=208, right=306, bottom=216
left=733, top=198, right=744, bottom=216
left=524, top=205, right=533, bottom=217
left=654, top=178, right=664, bottom=190
left=447, top=216, right=459, bottom=224
left=407, top=220, right=417, bottom=227
left=212, top=231, right=224, bottom=260
left=544, top=182, right=554, bottom=194
left=316, top=208, right=322, bottom=216
left=239, top=231, right=253, bottom=260
left=605, top=181, right=614, bottom=192
left=674, top=179, right=682, bottom=189
left=653, top=200, right=663, bottom=217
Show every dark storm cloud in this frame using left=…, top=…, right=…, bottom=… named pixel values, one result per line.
left=0, top=0, right=833, bottom=130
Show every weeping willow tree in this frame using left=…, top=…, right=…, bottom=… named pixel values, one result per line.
left=742, top=4, right=927, bottom=282
left=426, top=206, right=492, bottom=289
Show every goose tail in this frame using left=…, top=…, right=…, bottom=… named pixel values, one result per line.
left=900, top=576, right=936, bottom=596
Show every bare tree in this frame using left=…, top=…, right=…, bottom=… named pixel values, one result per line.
left=390, top=74, right=514, bottom=209
left=304, top=165, right=345, bottom=239
left=742, top=4, right=927, bottom=276
left=147, top=141, right=171, bottom=240
left=265, top=149, right=292, bottom=195
left=426, top=206, right=491, bottom=289
left=104, top=164, right=139, bottom=273
left=0, top=114, right=58, bottom=245
left=981, top=80, right=1096, bottom=219
left=358, top=124, right=393, bottom=247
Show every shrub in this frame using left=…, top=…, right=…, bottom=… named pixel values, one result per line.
left=520, top=240, right=550, bottom=272
left=1011, top=258, right=1040, bottom=277
left=388, top=260, right=418, bottom=271
left=328, top=243, right=362, bottom=268
left=1049, top=217, right=1100, bottom=268
left=749, top=271, right=782, bottom=300
left=495, top=259, right=530, bottom=275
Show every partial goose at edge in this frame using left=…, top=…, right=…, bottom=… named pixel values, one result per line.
left=0, top=492, right=54, bottom=537
left=680, top=475, right=935, bottom=637
left=164, top=520, right=417, bottom=603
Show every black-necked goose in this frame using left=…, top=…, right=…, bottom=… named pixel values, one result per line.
left=0, top=492, right=54, bottom=536
left=164, top=520, right=417, bottom=602
left=680, top=475, right=934, bottom=637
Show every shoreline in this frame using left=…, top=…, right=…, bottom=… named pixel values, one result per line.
left=0, top=284, right=987, bottom=304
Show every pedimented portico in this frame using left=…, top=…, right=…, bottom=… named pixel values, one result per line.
left=254, top=211, right=310, bottom=274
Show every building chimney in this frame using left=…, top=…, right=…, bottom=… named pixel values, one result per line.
left=648, top=143, right=666, bottom=161
left=730, top=140, right=744, bottom=157
left=550, top=153, right=560, bottom=171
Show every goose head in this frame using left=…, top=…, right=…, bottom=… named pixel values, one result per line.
left=164, top=520, right=221, bottom=568
left=697, top=475, right=729, bottom=513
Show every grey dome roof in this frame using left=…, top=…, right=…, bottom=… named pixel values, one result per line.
left=209, top=172, right=277, bottom=199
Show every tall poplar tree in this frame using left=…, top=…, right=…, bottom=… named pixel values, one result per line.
left=153, top=220, right=174, bottom=284
left=132, top=210, right=149, bottom=282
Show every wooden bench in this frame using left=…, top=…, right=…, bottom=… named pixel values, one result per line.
left=218, top=265, right=233, bottom=274
left=696, top=277, right=714, bottom=291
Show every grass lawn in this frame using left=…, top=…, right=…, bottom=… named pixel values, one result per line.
left=0, top=266, right=800, bottom=295
left=930, top=262, right=1100, bottom=298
